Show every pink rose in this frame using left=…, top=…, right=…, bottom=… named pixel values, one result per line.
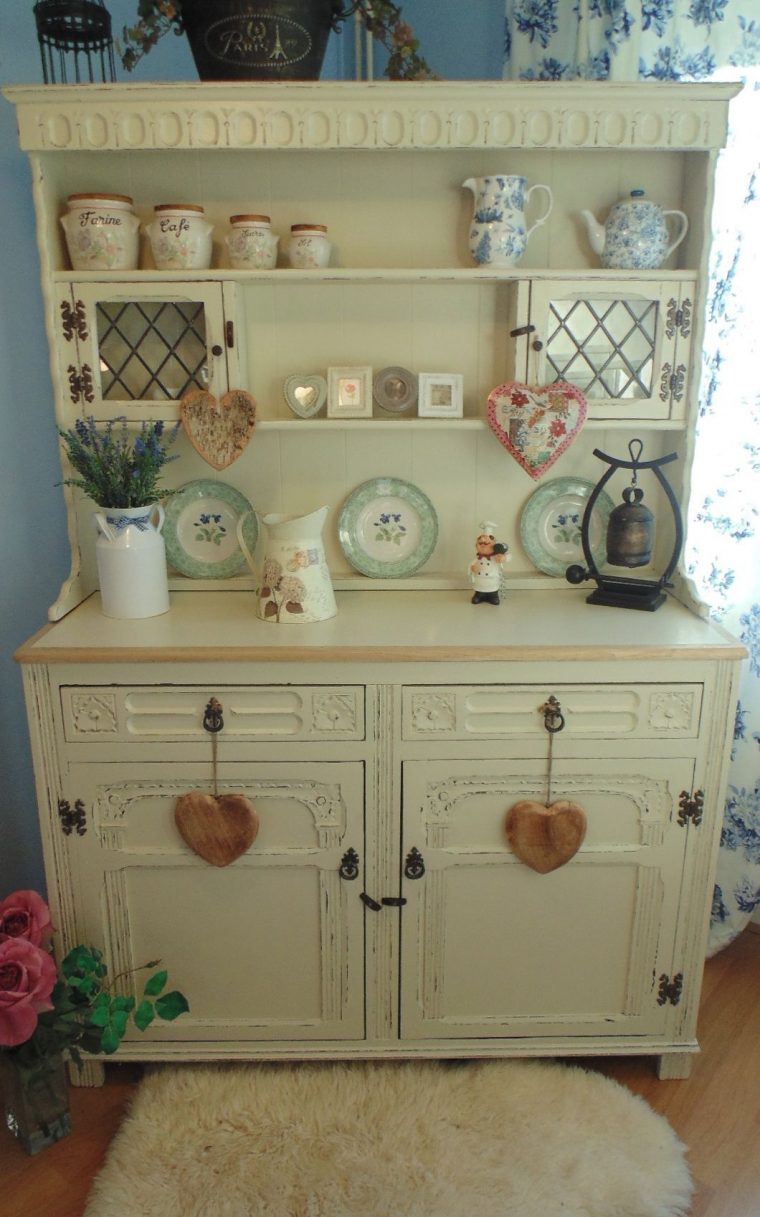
left=0, top=937, right=57, bottom=1047
left=0, top=889, right=54, bottom=947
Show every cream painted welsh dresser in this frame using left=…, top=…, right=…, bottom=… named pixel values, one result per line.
left=7, top=81, right=745, bottom=1081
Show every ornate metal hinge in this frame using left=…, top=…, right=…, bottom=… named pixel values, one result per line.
left=60, top=298, right=88, bottom=342
left=57, top=797, right=87, bottom=836
left=67, top=363, right=94, bottom=405
left=657, top=972, right=683, bottom=1006
left=659, top=362, right=687, bottom=403
left=677, top=789, right=704, bottom=827
left=404, top=847, right=425, bottom=879
left=665, top=297, right=692, bottom=339
left=339, top=847, right=360, bottom=880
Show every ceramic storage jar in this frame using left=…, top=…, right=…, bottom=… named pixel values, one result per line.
left=226, top=214, right=279, bottom=269
left=60, top=192, right=140, bottom=270
left=147, top=204, right=214, bottom=270
left=288, top=224, right=331, bottom=268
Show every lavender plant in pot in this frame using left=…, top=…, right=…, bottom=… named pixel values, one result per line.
left=120, top=0, right=436, bottom=81
left=58, top=416, right=180, bottom=619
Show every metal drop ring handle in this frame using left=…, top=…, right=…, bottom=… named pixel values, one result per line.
left=541, top=696, right=565, bottom=734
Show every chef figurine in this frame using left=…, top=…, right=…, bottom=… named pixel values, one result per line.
left=469, top=521, right=510, bottom=605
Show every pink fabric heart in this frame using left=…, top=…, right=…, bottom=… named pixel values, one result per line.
left=486, top=380, right=587, bottom=479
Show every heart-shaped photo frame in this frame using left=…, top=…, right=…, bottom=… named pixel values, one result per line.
left=486, top=380, right=587, bottom=480
left=180, top=388, right=257, bottom=470
left=505, top=799, right=587, bottom=873
left=283, top=374, right=327, bottom=419
left=175, top=791, right=259, bottom=867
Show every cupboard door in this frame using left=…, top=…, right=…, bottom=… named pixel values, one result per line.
left=400, top=756, right=694, bottom=1040
left=63, top=760, right=365, bottom=1042
left=514, top=278, right=693, bottom=422
left=57, top=282, right=237, bottom=420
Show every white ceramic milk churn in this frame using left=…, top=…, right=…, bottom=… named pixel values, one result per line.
left=94, top=504, right=170, bottom=619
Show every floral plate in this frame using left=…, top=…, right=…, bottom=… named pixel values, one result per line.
left=338, top=477, right=438, bottom=578
left=519, top=476, right=614, bottom=577
left=164, top=479, right=258, bottom=579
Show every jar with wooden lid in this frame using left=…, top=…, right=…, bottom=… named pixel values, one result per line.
left=226, top=214, right=279, bottom=270
left=288, top=223, right=331, bottom=269
left=60, top=192, right=140, bottom=271
left=146, top=203, right=214, bottom=270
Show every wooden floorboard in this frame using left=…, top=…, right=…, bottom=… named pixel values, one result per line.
left=2, top=926, right=759, bottom=1217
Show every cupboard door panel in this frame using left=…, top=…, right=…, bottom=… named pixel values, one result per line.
left=400, top=756, right=694, bottom=1040
left=62, top=282, right=236, bottom=419
left=64, top=760, right=365, bottom=1041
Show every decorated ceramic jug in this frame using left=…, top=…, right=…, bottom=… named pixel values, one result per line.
left=580, top=189, right=689, bottom=269
left=94, top=504, right=170, bottom=619
left=463, top=175, right=553, bottom=267
left=61, top=192, right=140, bottom=271
left=236, top=506, right=337, bottom=623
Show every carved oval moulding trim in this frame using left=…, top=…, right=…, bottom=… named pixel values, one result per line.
left=3, top=82, right=738, bottom=153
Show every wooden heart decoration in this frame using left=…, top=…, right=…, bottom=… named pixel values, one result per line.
left=505, top=799, right=587, bottom=873
left=283, top=374, right=327, bottom=419
left=174, top=791, right=259, bottom=867
left=180, top=388, right=256, bottom=470
left=486, top=380, right=587, bottom=480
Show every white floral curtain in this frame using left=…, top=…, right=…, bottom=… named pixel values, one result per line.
left=503, top=3, right=760, bottom=951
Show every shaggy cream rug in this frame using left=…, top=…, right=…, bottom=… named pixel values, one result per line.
left=83, top=1060, right=693, bottom=1217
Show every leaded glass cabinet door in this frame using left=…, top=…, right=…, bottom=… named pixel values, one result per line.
left=57, top=282, right=237, bottom=421
left=515, top=278, right=694, bottom=423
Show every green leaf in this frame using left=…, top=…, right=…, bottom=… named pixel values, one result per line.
left=143, top=969, right=168, bottom=997
left=134, top=1000, right=155, bottom=1031
left=88, top=1005, right=110, bottom=1027
left=101, top=1025, right=122, bottom=1055
left=155, top=990, right=190, bottom=1021
left=110, top=1009, right=129, bottom=1037
left=111, top=995, right=136, bottom=1013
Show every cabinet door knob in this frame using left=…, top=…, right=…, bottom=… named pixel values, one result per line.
left=211, top=344, right=223, bottom=357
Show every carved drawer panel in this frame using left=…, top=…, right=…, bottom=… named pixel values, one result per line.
left=61, top=685, right=364, bottom=743
left=401, top=684, right=702, bottom=741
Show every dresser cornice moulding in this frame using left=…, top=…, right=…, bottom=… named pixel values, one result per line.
left=3, top=80, right=740, bottom=153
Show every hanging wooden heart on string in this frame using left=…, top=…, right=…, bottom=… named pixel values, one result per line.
left=505, top=799, right=586, bottom=874
left=486, top=380, right=587, bottom=480
left=174, top=791, right=259, bottom=867
left=180, top=388, right=256, bottom=470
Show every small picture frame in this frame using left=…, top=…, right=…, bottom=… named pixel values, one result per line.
left=418, top=373, right=464, bottom=418
left=327, top=366, right=373, bottom=418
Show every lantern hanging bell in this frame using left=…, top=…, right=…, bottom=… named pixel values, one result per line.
left=606, top=485, right=654, bottom=568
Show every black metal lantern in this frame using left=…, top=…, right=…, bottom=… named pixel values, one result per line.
left=566, top=439, right=683, bottom=612
left=34, top=1, right=116, bottom=84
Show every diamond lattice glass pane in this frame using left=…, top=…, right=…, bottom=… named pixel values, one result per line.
left=95, top=300, right=208, bottom=402
left=546, top=298, right=658, bottom=400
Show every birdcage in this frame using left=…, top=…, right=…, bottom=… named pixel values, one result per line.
left=34, top=0, right=115, bottom=83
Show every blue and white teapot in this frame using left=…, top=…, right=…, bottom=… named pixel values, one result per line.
left=580, top=189, right=688, bottom=270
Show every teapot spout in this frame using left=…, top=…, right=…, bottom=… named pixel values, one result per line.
left=579, top=209, right=606, bottom=257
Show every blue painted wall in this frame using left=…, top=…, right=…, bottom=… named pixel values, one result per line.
left=0, top=1, right=503, bottom=895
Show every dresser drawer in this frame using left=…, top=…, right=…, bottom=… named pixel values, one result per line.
left=402, top=684, right=702, bottom=741
left=61, top=685, right=365, bottom=743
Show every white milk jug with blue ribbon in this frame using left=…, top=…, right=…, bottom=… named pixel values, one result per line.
left=94, top=504, right=170, bottom=618
left=236, top=506, right=337, bottom=624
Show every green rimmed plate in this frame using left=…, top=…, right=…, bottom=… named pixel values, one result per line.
left=520, top=476, right=614, bottom=577
left=338, top=477, right=438, bottom=578
left=164, top=480, right=257, bottom=579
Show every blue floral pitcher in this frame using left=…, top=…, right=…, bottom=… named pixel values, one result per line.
left=463, top=175, right=553, bottom=267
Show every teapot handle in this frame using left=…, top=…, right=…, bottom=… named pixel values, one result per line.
left=663, top=209, right=689, bottom=261
left=236, top=510, right=259, bottom=587
left=524, top=184, right=554, bottom=240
